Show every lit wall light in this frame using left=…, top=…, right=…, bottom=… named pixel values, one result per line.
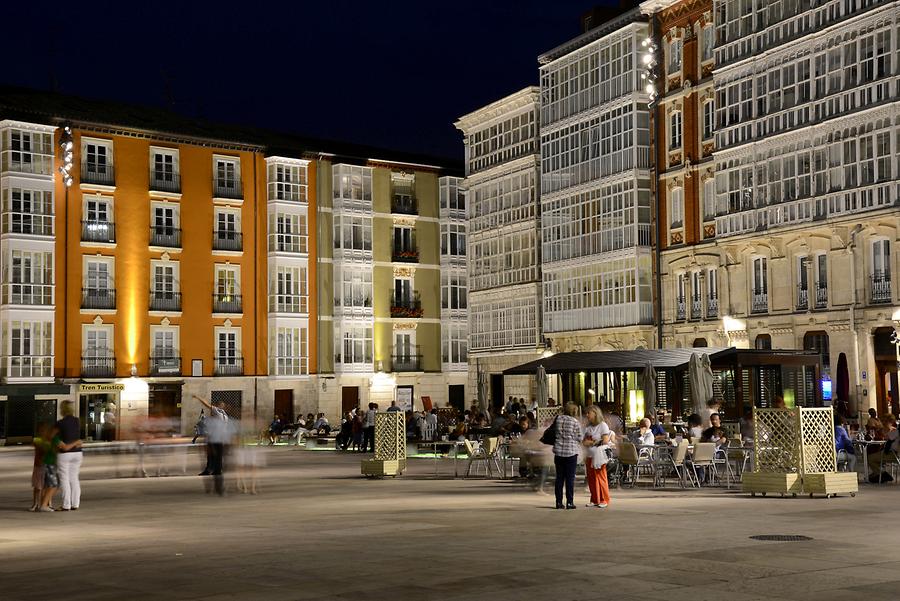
left=58, top=126, right=74, bottom=187
left=640, top=36, right=659, bottom=104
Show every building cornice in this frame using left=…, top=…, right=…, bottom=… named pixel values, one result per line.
left=539, top=12, right=648, bottom=65
left=455, top=87, right=540, bottom=133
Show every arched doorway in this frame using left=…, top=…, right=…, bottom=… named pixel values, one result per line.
left=692, top=338, right=708, bottom=348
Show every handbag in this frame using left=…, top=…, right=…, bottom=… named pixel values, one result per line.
left=540, top=416, right=559, bottom=446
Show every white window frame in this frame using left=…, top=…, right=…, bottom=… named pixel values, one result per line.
left=81, top=137, right=114, bottom=176
left=83, top=195, right=113, bottom=224
left=214, top=326, right=241, bottom=363
left=702, top=100, right=715, bottom=140
left=83, top=256, right=114, bottom=291
left=670, top=186, right=684, bottom=229
left=669, top=110, right=683, bottom=150
left=150, top=259, right=180, bottom=295
left=213, top=155, right=241, bottom=192
left=214, top=264, right=240, bottom=296
left=82, top=324, right=114, bottom=356
left=149, top=147, right=179, bottom=181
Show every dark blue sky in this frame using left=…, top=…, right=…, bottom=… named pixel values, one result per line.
left=4, top=0, right=619, bottom=161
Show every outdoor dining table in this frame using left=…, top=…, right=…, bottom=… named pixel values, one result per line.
left=854, top=439, right=886, bottom=483
left=422, top=439, right=466, bottom=477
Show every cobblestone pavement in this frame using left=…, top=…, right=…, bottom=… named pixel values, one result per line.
left=0, top=445, right=896, bottom=601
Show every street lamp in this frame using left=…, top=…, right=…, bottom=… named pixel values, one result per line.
left=58, top=125, right=74, bottom=187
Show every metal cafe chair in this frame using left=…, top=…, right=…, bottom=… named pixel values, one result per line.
left=618, top=442, right=654, bottom=487
left=687, top=442, right=719, bottom=486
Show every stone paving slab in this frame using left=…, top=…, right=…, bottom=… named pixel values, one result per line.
left=0, top=447, right=896, bottom=601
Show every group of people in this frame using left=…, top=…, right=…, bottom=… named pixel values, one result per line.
left=30, top=401, right=83, bottom=512
left=835, top=407, right=900, bottom=481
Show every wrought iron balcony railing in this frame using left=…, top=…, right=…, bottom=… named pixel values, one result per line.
left=214, top=356, right=243, bottom=376
left=871, top=273, right=892, bottom=304
left=150, top=353, right=181, bottom=375
left=150, top=226, right=181, bottom=248
left=213, top=293, right=242, bottom=314
left=82, top=355, right=115, bottom=378
left=213, top=177, right=242, bottom=200
left=213, top=231, right=242, bottom=251
left=81, top=162, right=115, bottom=186
left=392, top=348, right=422, bottom=372
left=149, top=291, right=181, bottom=312
left=81, top=220, right=115, bottom=243
left=82, top=287, right=116, bottom=310
left=150, top=169, right=181, bottom=194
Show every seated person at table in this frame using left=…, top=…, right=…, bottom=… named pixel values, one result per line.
left=633, top=418, right=654, bottom=446
left=848, top=422, right=861, bottom=440
left=450, top=420, right=468, bottom=440
left=646, top=414, right=667, bottom=441
left=868, top=416, right=899, bottom=478
left=739, top=410, right=755, bottom=443
left=834, top=415, right=857, bottom=473
left=687, top=413, right=703, bottom=441
left=700, top=426, right=726, bottom=444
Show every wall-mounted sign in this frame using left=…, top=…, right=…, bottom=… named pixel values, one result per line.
left=79, top=383, right=125, bottom=392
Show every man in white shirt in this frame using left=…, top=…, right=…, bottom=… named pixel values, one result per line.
left=362, top=403, right=377, bottom=453
left=701, top=399, right=722, bottom=429
left=633, top=418, right=655, bottom=447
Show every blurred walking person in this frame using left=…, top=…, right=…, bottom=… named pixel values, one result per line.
left=193, top=394, right=230, bottom=495
left=56, top=401, right=83, bottom=511
left=30, top=423, right=51, bottom=511
left=362, top=403, right=377, bottom=453
left=553, top=402, right=584, bottom=510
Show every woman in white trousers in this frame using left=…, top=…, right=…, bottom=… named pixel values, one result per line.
left=56, top=401, right=83, bottom=510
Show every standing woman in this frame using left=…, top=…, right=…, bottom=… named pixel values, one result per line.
left=583, top=406, right=612, bottom=508
left=553, top=402, right=584, bottom=509
left=56, top=401, right=83, bottom=511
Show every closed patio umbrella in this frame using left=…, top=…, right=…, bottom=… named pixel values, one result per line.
left=688, top=352, right=713, bottom=415
left=836, top=352, right=850, bottom=416
left=536, top=364, right=549, bottom=408
left=641, top=361, right=657, bottom=418
left=477, top=370, right=489, bottom=412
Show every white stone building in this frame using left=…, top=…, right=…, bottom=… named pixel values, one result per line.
left=660, top=0, right=900, bottom=415
left=538, top=10, right=656, bottom=354
left=455, top=88, right=545, bottom=407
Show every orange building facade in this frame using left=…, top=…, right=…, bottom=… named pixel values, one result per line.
left=0, top=91, right=320, bottom=442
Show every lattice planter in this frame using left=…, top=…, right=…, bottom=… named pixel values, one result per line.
left=361, top=412, right=407, bottom=478
left=743, top=407, right=857, bottom=499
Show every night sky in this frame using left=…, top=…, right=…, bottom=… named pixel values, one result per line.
left=4, top=0, right=620, bottom=162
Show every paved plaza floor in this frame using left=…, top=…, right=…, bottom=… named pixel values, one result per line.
left=0, top=445, right=897, bottom=601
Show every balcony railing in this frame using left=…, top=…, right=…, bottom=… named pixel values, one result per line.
left=2, top=355, right=52, bottom=379
left=268, top=233, right=307, bottom=254
left=871, top=273, right=892, bottom=304
left=3, top=212, right=53, bottom=236
left=150, top=170, right=181, bottom=194
left=707, top=296, right=719, bottom=318
left=391, top=195, right=418, bottom=215
left=797, top=286, right=809, bottom=311
left=390, top=294, right=423, bottom=318
left=3, top=283, right=52, bottom=306
left=690, top=297, right=702, bottom=320
left=751, top=291, right=768, bottom=314
left=149, top=291, right=181, bottom=312
left=81, top=162, right=115, bottom=186
left=814, top=284, right=827, bottom=309
left=269, top=295, right=306, bottom=314
left=214, top=356, right=243, bottom=376
left=82, top=287, right=116, bottom=310
left=213, top=293, right=242, bottom=314
left=82, top=355, right=115, bottom=378
left=81, top=220, right=116, bottom=243
left=150, top=353, right=181, bottom=375
left=213, top=231, right=242, bottom=251
left=150, top=226, right=181, bottom=248
left=392, top=348, right=422, bottom=372
left=213, top=178, right=242, bottom=200
left=675, top=297, right=686, bottom=321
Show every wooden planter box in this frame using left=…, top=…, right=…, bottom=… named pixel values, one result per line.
left=742, top=472, right=802, bottom=497
left=361, top=459, right=406, bottom=477
left=802, top=472, right=858, bottom=498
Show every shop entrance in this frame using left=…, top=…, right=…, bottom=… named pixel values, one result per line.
left=448, top=384, right=465, bottom=413
left=274, top=389, right=294, bottom=423
left=873, top=327, right=898, bottom=416
left=342, top=386, right=360, bottom=414
left=79, top=394, right=118, bottom=442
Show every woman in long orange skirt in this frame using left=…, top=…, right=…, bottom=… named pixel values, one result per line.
left=583, top=405, right=611, bottom=508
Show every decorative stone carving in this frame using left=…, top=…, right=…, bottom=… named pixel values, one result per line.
left=93, top=315, right=103, bottom=325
